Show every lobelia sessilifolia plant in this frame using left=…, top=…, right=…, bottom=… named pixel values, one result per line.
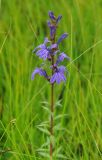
left=32, top=11, right=70, bottom=159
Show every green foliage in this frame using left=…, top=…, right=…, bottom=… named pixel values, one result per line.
left=0, top=0, right=102, bottom=159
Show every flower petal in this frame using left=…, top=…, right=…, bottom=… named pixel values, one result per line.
left=55, top=71, right=66, bottom=84
left=36, top=48, right=50, bottom=60
left=50, top=73, right=56, bottom=84
left=56, top=52, right=70, bottom=64
left=32, top=44, right=46, bottom=53
left=57, top=33, right=68, bottom=44
left=60, top=73, right=66, bottom=81
left=51, top=43, right=58, bottom=49
left=56, top=73, right=61, bottom=84
left=31, top=68, right=48, bottom=80
left=58, top=66, right=66, bottom=73
left=44, top=37, right=50, bottom=44
left=40, top=50, right=49, bottom=60
left=50, top=65, right=67, bottom=84
left=33, top=37, right=50, bottom=53
left=36, top=49, right=44, bottom=56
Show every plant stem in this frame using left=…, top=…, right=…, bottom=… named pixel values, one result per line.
left=50, top=84, right=54, bottom=160
left=50, top=55, right=54, bottom=160
left=50, top=25, right=56, bottom=159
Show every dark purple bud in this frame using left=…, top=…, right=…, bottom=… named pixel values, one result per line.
left=47, top=20, right=51, bottom=27
left=47, top=14, right=57, bottom=40
left=56, top=15, right=62, bottom=23
left=57, top=33, right=68, bottom=44
left=49, top=11, right=56, bottom=20
left=47, top=21, right=56, bottom=40
left=50, top=26, right=56, bottom=40
left=31, top=68, right=48, bottom=80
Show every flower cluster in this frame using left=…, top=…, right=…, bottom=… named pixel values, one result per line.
left=32, top=11, right=70, bottom=84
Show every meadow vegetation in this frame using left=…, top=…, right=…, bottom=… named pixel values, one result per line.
left=0, top=0, right=102, bottom=159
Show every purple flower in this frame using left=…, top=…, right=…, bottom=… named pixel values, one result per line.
left=33, top=38, right=50, bottom=60
left=56, top=52, right=70, bottom=64
left=57, top=33, right=68, bottom=44
left=36, top=48, right=49, bottom=60
left=31, top=68, right=48, bottom=80
left=50, top=66, right=66, bottom=84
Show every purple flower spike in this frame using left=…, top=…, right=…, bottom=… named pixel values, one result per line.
left=50, top=66, right=66, bottom=84
left=56, top=52, right=70, bottom=64
left=32, top=11, right=70, bottom=85
left=49, top=11, right=56, bottom=20
left=57, top=33, right=68, bottom=44
left=31, top=68, right=48, bottom=80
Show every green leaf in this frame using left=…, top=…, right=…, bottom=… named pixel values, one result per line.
left=57, top=153, right=68, bottom=159
left=55, top=100, right=62, bottom=107
left=36, top=126, right=50, bottom=135
left=54, top=114, right=69, bottom=120
left=37, top=121, right=49, bottom=127
left=41, top=101, right=49, bottom=106
left=41, top=106, right=51, bottom=114
left=41, top=137, right=50, bottom=148
left=38, top=151, right=50, bottom=158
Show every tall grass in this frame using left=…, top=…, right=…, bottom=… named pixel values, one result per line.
left=0, top=0, right=102, bottom=159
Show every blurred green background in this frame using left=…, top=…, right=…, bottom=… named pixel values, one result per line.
left=0, top=0, right=102, bottom=159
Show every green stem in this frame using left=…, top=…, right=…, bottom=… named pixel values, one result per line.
left=50, top=55, right=54, bottom=160
left=50, top=26, right=56, bottom=159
